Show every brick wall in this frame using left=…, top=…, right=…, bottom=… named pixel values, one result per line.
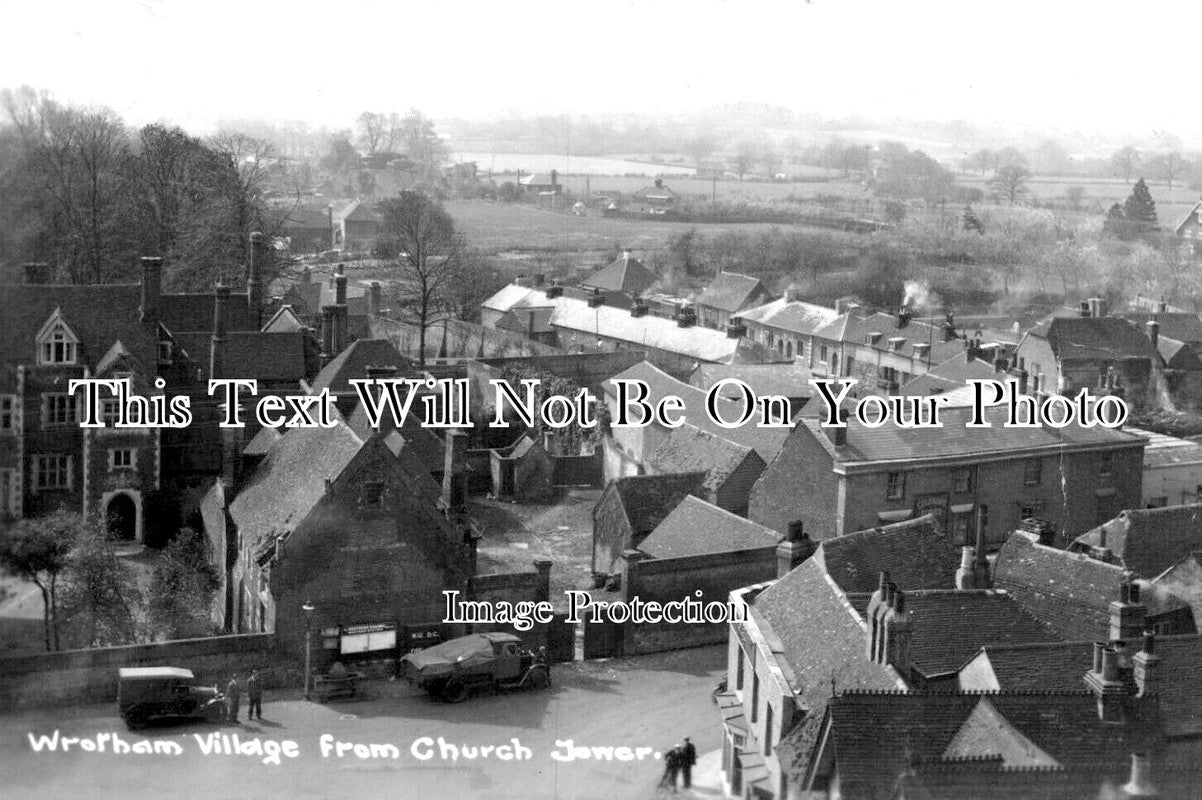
left=592, top=482, right=634, bottom=576
left=0, top=634, right=276, bottom=711
left=749, top=425, right=836, bottom=536
left=620, top=547, right=777, bottom=655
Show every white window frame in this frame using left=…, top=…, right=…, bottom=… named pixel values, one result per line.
left=109, top=448, right=136, bottom=471
left=42, top=393, right=78, bottom=427
left=36, top=314, right=80, bottom=366
left=886, top=471, right=906, bottom=501
left=33, top=454, right=72, bottom=491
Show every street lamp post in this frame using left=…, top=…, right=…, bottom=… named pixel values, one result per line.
left=302, top=601, right=316, bottom=700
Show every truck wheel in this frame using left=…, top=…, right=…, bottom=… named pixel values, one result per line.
left=442, top=680, right=469, bottom=703
left=526, top=668, right=550, bottom=691
left=205, top=703, right=225, bottom=724
left=123, top=705, right=149, bottom=731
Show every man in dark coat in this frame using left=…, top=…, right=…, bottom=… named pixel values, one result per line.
left=246, top=670, right=263, bottom=721
left=680, top=737, right=697, bottom=788
left=225, top=676, right=242, bottom=723
left=660, top=743, right=683, bottom=792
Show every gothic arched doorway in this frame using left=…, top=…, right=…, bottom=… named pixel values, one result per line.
left=105, top=493, right=137, bottom=541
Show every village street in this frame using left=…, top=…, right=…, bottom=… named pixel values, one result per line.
left=0, top=645, right=726, bottom=800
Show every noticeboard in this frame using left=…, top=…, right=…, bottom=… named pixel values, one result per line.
left=338, top=623, right=397, bottom=655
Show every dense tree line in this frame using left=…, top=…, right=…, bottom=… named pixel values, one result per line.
left=0, top=86, right=287, bottom=287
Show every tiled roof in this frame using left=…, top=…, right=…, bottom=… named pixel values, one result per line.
left=337, top=199, right=382, bottom=222
left=346, top=400, right=444, bottom=473
left=798, top=403, right=1144, bottom=465
left=551, top=294, right=740, bottom=362
left=1028, top=316, right=1161, bottom=362
left=279, top=280, right=368, bottom=317
left=580, top=253, right=658, bottom=294
left=842, top=313, right=964, bottom=364
left=690, top=362, right=816, bottom=400
left=1072, top=504, right=1202, bottom=580
left=1158, top=335, right=1202, bottom=370
left=607, top=361, right=791, bottom=462
left=228, top=423, right=366, bottom=550
left=0, top=283, right=157, bottom=368
left=897, top=372, right=963, bottom=396
left=901, top=590, right=1061, bottom=677
left=646, top=423, right=761, bottom=494
left=481, top=283, right=537, bottom=312
left=994, top=530, right=1125, bottom=640
left=819, top=691, right=1166, bottom=800
left=814, top=514, right=959, bottom=593
left=610, top=472, right=707, bottom=537
left=175, top=330, right=311, bottom=383
left=696, top=272, right=768, bottom=313
left=928, top=352, right=998, bottom=383
left=637, top=495, right=779, bottom=559
left=739, top=296, right=842, bottom=336
left=308, top=338, right=412, bottom=395
left=1121, top=311, right=1202, bottom=345
left=242, top=425, right=283, bottom=456
left=160, top=291, right=257, bottom=334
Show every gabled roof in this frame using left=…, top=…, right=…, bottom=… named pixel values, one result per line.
left=0, top=284, right=157, bottom=368
left=337, top=199, right=382, bottom=223
left=739, top=296, right=842, bottom=337
left=637, top=495, right=779, bottom=559
left=228, top=423, right=366, bottom=549
left=261, top=305, right=308, bottom=333
left=580, top=253, right=658, bottom=294
left=942, top=697, right=1060, bottom=768
left=1121, top=311, right=1202, bottom=345
left=1158, top=335, right=1202, bottom=371
left=696, top=272, right=768, bottom=313
left=481, top=283, right=536, bottom=312
left=346, top=400, right=445, bottom=473
left=994, top=530, right=1126, bottom=640
left=814, top=514, right=959, bottom=593
left=279, top=280, right=369, bottom=318
left=1027, top=316, right=1161, bottom=362
left=646, top=423, right=762, bottom=495
left=843, top=313, right=964, bottom=364
left=1073, top=504, right=1202, bottom=579
left=308, top=338, right=412, bottom=395
left=604, top=472, right=706, bottom=537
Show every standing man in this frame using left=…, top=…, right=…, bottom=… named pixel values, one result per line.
left=226, top=675, right=242, bottom=724
left=680, top=736, right=697, bottom=789
left=659, top=743, right=682, bottom=793
left=246, top=670, right=263, bottom=721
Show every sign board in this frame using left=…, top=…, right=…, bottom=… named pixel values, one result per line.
left=339, top=623, right=397, bottom=655
left=404, top=623, right=446, bottom=653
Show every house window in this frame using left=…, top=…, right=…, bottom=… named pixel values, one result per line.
left=886, top=472, right=906, bottom=501
left=363, top=481, right=385, bottom=507
left=953, top=469, right=974, bottom=494
left=751, top=672, right=760, bottom=723
left=736, top=648, right=745, bottom=691
left=951, top=512, right=972, bottom=544
left=1099, top=452, right=1113, bottom=477
left=101, top=399, right=121, bottom=426
left=33, top=455, right=72, bottom=491
left=765, top=703, right=774, bottom=756
left=1019, top=500, right=1045, bottom=519
left=43, top=394, right=78, bottom=426
left=0, top=396, right=14, bottom=432
left=1023, top=459, right=1042, bottom=486
left=38, top=323, right=78, bottom=365
left=109, top=448, right=136, bottom=471
left=820, top=345, right=828, bottom=363
left=978, top=505, right=989, bottom=540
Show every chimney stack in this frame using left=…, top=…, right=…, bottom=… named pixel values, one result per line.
left=140, top=256, right=162, bottom=325
left=1110, top=572, right=1147, bottom=643
left=776, top=521, right=816, bottom=578
left=247, top=231, right=264, bottom=326
left=1158, top=297, right=1168, bottom=314
left=1147, top=320, right=1160, bottom=350
left=896, top=307, right=912, bottom=329
left=883, top=587, right=912, bottom=674
left=334, top=264, right=348, bottom=306
left=1080, top=301, right=1092, bottom=318
left=440, top=429, right=469, bottom=515
left=867, top=572, right=892, bottom=661
left=1085, top=641, right=1129, bottom=723
left=320, top=305, right=336, bottom=366
left=630, top=299, right=648, bottom=318
left=369, top=281, right=382, bottom=317
left=1133, top=631, right=1161, bottom=699
left=726, top=316, right=747, bottom=339
left=210, top=280, right=231, bottom=380
left=827, top=408, right=850, bottom=447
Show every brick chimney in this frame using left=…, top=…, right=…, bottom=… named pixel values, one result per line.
left=440, top=429, right=469, bottom=515
left=247, top=231, right=264, bottom=326
left=140, top=256, right=162, bottom=325
left=826, top=408, right=850, bottom=447
left=369, top=281, right=382, bottom=317
left=776, top=521, right=816, bottom=578
left=866, top=572, right=892, bottom=661
left=1085, top=641, right=1128, bottom=723
left=726, top=316, right=747, bottom=339
left=534, top=559, right=552, bottom=604
left=1080, top=301, right=1092, bottom=318
left=320, top=305, right=336, bottom=366
left=334, top=264, right=347, bottom=305
left=1147, top=320, right=1160, bottom=350
left=883, top=588, right=912, bottom=675
left=1132, top=631, right=1161, bottom=699
left=896, top=307, right=912, bottom=329
left=1016, top=357, right=1029, bottom=394
left=1110, top=573, right=1147, bottom=642
left=210, top=280, right=231, bottom=380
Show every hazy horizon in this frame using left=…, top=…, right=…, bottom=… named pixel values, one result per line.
left=3, top=0, right=1201, bottom=148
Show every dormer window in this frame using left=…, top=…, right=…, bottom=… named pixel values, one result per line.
left=888, top=337, right=906, bottom=352
left=36, top=312, right=80, bottom=366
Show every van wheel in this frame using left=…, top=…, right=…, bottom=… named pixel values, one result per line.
left=205, top=703, right=225, bottom=724
left=525, top=668, right=550, bottom=691
left=442, top=680, right=469, bottom=703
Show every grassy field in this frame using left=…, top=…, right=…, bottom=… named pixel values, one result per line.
left=444, top=199, right=808, bottom=254
left=957, top=175, right=1199, bottom=222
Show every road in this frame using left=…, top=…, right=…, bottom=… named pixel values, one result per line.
left=1, top=646, right=727, bottom=800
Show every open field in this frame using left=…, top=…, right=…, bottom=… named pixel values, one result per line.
left=444, top=199, right=815, bottom=254
left=452, top=152, right=696, bottom=177
left=957, top=175, right=1199, bottom=221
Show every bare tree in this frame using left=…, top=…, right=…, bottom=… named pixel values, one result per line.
left=1152, top=151, right=1186, bottom=190
left=356, top=111, right=385, bottom=155
left=988, top=164, right=1032, bottom=205
left=733, top=142, right=758, bottom=181
left=1110, top=146, right=1141, bottom=182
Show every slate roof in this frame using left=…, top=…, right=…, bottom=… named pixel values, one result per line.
left=1121, top=311, right=1202, bottom=345
left=607, top=361, right=791, bottom=462
left=843, top=313, right=964, bottom=364
left=739, top=296, right=843, bottom=336
left=900, top=590, right=1061, bottom=678
left=482, top=283, right=536, bottom=313
left=993, top=530, right=1126, bottom=640
left=580, top=253, right=658, bottom=294
left=637, top=495, right=779, bottom=559
left=796, top=403, right=1144, bottom=466
left=646, top=423, right=762, bottom=495
left=817, top=691, right=1169, bottom=800
left=346, top=400, right=445, bottom=473
left=160, top=291, right=257, bottom=334
left=1028, top=316, right=1161, bottom=362
left=279, top=280, right=369, bottom=318
left=689, top=362, right=816, bottom=400
left=551, top=295, right=740, bottom=362
left=242, top=425, right=283, bottom=456
left=337, top=199, right=382, bottom=223
left=898, top=372, right=963, bottom=396
left=1158, top=335, right=1202, bottom=371
left=814, top=514, right=959, bottom=593
left=608, top=472, right=707, bottom=537
left=696, top=272, right=768, bottom=313
left=307, top=338, right=412, bottom=395
left=0, top=283, right=158, bottom=368
left=175, top=330, right=311, bottom=383
left=228, top=423, right=366, bottom=550
left=1072, top=504, right=1202, bottom=580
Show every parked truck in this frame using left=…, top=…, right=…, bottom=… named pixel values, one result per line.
left=399, top=632, right=550, bottom=703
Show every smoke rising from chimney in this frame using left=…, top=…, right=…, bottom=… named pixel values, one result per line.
left=902, top=280, right=939, bottom=312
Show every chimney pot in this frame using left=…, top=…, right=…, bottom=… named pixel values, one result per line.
left=140, top=256, right=163, bottom=324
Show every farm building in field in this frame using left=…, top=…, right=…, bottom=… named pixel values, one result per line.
left=629, top=178, right=679, bottom=215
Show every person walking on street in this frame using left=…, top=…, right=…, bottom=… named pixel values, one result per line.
left=680, top=737, right=697, bottom=789
left=246, top=670, right=263, bottom=721
left=226, top=676, right=242, bottom=723
left=659, top=743, right=683, bottom=793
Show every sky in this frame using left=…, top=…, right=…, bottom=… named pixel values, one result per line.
left=0, top=0, right=1198, bottom=139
